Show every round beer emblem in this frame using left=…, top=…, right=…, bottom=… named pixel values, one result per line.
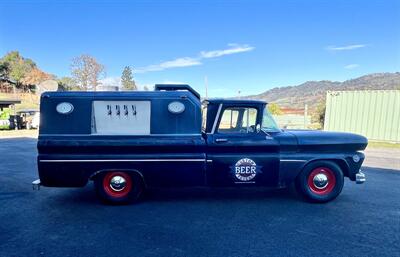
left=234, top=158, right=257, bottom=181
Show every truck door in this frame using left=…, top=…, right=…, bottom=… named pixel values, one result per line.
left=206, top=106, right=280, bottom=186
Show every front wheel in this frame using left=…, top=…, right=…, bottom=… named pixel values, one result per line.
left=295, top=161, right=344, bottom=203
left=94, top=171, right=144, bottom=204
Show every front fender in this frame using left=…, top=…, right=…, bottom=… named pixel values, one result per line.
left=279, top=152, right=365, bottom=185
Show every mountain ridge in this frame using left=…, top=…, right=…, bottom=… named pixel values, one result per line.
left=243, top=72, right=400, bottom=109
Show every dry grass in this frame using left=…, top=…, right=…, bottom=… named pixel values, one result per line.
left=0, top=93, right=40, bottom=111
left=0, top=129, right=38, bottom=138
left=367, top=141, right=400, bottom=149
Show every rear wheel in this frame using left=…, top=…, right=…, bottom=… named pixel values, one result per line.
left=94, top=171, right=144, bottom=204
left=295, top=161, right=344, bottom=203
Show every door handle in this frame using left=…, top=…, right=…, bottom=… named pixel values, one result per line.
left=215, top=138, right=228, bottom=143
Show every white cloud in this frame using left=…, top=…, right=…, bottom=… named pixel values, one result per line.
left=137, top=83, right=153, bottom=91
left=136, top=80, right=188, bottom=91
left=136, top=57, right=201, bottom=73
left=161, top=80, right=187, bottom=84
left=326, top=44, right=366, bottom=51
left=200, top=43, right=255, bottom=58
left=99, top=76, right=121, bottom=88
left=344, top=64, right=360, bottom=69
left=136, top=43, right=255, bottom=73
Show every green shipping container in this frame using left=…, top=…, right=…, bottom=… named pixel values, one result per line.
left=324, top=90, right=400, bottom=142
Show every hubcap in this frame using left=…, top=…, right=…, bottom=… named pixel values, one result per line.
left=109, top=175, right=127, bottom=192
left=313, top=173, right=329, bottom=189
left=308, top=167, right=336, bottom=195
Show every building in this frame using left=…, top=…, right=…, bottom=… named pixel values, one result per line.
left=324, top=90, right=400, bottom=142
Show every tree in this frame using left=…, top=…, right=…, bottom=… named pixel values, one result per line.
left=313, top=101, right=326, bottom=128
left=0, top=62, right=10, bottom=80
left=121, top=66, right=136, bottom=90
left=57, top=76, right=77, bottom=91
left=143, top=85, right=150, bottom=91
left=0, top=62, right=12, bottom=92
left=22, top=68, right=52, bottom=86
left=70, top=54, right=105, bottom=91
left=1, top=51, right=37, bottom=89
left=268, top=103, right=283, bottom=115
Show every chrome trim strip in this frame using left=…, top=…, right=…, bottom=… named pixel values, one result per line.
left=206, top=159, right=213, bottom=163
left=211, top=104, right=223, bottom=134
left=40, top=159, right=206, bottom=163
left=280, top=159, right=307, bottom=162
left=39, top=133, right=202, bottom=137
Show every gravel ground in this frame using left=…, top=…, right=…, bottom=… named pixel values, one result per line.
left=364, top=147, right=400, bottom=170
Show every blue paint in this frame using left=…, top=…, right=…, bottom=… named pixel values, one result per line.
left=37, top=85, right=367, bottom=191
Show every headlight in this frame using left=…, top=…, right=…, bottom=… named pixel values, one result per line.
left=352, top=154, right=361, bottom=163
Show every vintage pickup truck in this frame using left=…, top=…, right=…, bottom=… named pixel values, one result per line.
left=34, top=84, right=367, bottom=204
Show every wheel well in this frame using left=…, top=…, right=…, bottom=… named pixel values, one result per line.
left=333, top=159, right=350, bottom=178
left=90, top=169, right=147, bottom=188
left=302, top=159, right=350, bottom=178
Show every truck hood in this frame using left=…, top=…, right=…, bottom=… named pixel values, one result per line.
left=286, top=130, right=368, bottom=152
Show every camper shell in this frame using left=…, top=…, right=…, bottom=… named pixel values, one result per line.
left=39, top=85, right=202, bottom=135
left=36, top=84, right=367, bottom=204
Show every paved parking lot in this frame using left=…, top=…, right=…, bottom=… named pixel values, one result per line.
left=364, top=147, right=400, bottom=170
left=0, top=138, right=399, bottom=257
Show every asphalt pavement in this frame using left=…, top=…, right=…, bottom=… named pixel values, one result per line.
left=0, top=138, right=399, bottom=257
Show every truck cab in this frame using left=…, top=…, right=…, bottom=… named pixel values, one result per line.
left=35, top=84, right=367, bottom=204
left=202, top=99, right=281, bottom=187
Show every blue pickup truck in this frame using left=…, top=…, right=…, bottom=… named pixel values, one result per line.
left=34, top=84, right=367, bottom=204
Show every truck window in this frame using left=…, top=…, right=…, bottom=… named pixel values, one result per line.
left=202, top=105, right=207, bottom=132
left=218, top=107, right=257, bottom=133
left=219, top=109, right=239, bottom=130
left=262, top=106, right=280, bottom=132
left=242, top=108, right=257, bottom=128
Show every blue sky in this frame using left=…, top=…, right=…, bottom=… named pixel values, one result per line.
left=0, top=0, right=399, bottom=97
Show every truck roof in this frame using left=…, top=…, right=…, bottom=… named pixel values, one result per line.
left=41, top=90, right=198, bottom=100
left=203, top=98, right=267, bottom=105
left=42, top=84, right=201, bottom=100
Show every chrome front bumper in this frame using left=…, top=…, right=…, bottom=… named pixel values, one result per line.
left=355, top=171, right=366, bottom=184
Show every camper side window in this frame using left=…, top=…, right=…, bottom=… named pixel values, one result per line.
left=92, top=101, right=151, bottom=135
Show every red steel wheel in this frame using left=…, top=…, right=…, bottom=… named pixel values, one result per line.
left=102, top=172, right=133, bottom=198
left=307, top=167, right=336, bottom=195
left=295, top=161, right=344, bottom=203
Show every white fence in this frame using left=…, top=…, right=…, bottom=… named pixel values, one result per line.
left=274, top=114, right=311, bottom=129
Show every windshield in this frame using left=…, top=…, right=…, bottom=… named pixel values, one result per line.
left=262, top=106, right=280, bottom=132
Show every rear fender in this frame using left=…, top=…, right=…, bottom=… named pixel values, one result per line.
left=90, top=169, right=147, bottom=188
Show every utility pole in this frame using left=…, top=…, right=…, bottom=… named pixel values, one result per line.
left=304, top=104, right=308, bottom=129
